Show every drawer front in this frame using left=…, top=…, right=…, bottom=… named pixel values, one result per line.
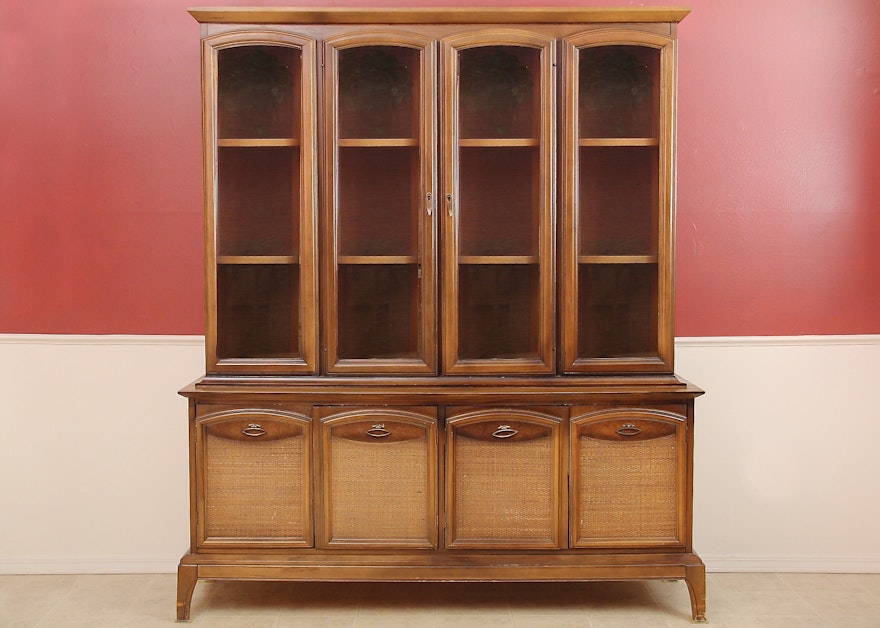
left=318, top=407, right=438, bottom=548
left=570, top=406, right=687, bottom=548
left=196, top=407, right=312, bottom=548
left=446, top=407, right=565, bottom=549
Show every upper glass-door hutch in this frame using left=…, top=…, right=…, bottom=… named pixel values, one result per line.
left=199, top=10, right=680, bottom=378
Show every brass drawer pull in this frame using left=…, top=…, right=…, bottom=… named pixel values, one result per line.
left=492, top=425, right=518, bottom=439
left=366, top=423, right=391, bottom=438
left=616, top=423, right=642, bottom=437
left=241, top=423, right=267, bottom=437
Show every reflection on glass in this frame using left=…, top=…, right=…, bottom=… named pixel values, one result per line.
left=579, top=146, right=657, bottom=256
left=459, top=46, right=538, bottom=139
left=458, top=264, right=538, bottom=359
left=579, top=46, right=659, bottom=138
left=337, top=265, right=420, bottom=360
left=459, top=147, right=537, bottom=257
left=338, top=147, right=417, bottom=257
left=578, top=264, right=657, bottom=359
left=217, top=147, right=298, bottom=257
left=338, top=46, right=417, bottom=139
left=218, top=46, right=299, bottom=139
left=217, top=264, right=299, bottom=359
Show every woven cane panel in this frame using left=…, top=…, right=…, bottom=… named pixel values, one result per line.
left=577, top=433, right=677, bottom=541
left=453, top=434, right=554, bottom=543
left=205, top=433, right=305, bottom=539
left=329, top=433, right=430, bottom=543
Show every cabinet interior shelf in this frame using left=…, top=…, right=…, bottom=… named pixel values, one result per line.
left=338, top=138, right=419, bottom=147
left=338, top=255, right=419, bottom=264
left=459, top=138, right=539, bottom=147
left=579, top=138, right=659, bottom=147
left=459, top=255, right=539, bottom=264
left=218, top=138, right=301, bottom=147
left=578, top=255, right=658, bottom=264
left=217, top=255, right=299, bottom=265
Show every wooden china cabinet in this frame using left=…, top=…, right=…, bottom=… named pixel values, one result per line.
left=178, top=6, right=705, bottom=623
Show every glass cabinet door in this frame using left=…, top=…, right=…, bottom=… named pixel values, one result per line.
left=324, top=34, right=437, bottom=373
left=561, top=32, right=676, bottom=373
left=441, top=32, right=555, bottom=374
left=204, top=33, right=318, bottom=373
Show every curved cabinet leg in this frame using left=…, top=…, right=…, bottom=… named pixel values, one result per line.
left=685, top=563, right=707, bottom=623
left=176, top=563, right=198, bottom=622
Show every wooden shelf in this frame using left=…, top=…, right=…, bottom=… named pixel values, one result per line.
left=579, top=255, right=658, bottom=265
left=218, top=138, right=301, bottom=147
left=459, top=255, right=539, bottom=265
left=217, top=255, right=299, bottom=265
left=579, top=138, right=659, bottom=147
left=338, top=138, right=419, bottom=148
left=338, top=255, right=419, bottom=265
left=459, top=138, right=539, bottom=148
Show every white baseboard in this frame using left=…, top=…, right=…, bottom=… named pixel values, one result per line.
left=0, top=556, right=183, bottom=575
left=703, top=555, right=880, bottom=574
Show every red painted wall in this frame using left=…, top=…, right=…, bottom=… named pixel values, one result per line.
left=676, top=1, right=880, bottom=337
left=2, top=0, right=879, bottom=336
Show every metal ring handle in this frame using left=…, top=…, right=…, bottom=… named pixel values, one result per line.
left=366, top=423, right=391, bottom=438
left=492, top=424, right=518, bottom=439
left=241, top=423, right=267, bottom=437
left=615, top=423, right=642, bottom=437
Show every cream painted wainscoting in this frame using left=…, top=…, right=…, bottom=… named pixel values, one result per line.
left=676, top=335, right=880, bottom=573
left=0, top=335, right=203, bottom=574
left=0, top=334, right=878, bottom=574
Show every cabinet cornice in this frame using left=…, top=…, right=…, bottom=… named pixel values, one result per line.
left=189, top=7, right=691, bottom=26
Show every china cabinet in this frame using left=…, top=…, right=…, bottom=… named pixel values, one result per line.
left=178, top=7, right=705, bottom=623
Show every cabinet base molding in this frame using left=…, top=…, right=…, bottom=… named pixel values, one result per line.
left=176, top=551, right=706, bottom=623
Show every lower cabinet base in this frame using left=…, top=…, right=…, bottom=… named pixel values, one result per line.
left=176, top=551, right=707, bottom=623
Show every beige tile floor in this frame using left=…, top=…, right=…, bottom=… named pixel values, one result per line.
left=1, top=572, right=879, bottom=627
